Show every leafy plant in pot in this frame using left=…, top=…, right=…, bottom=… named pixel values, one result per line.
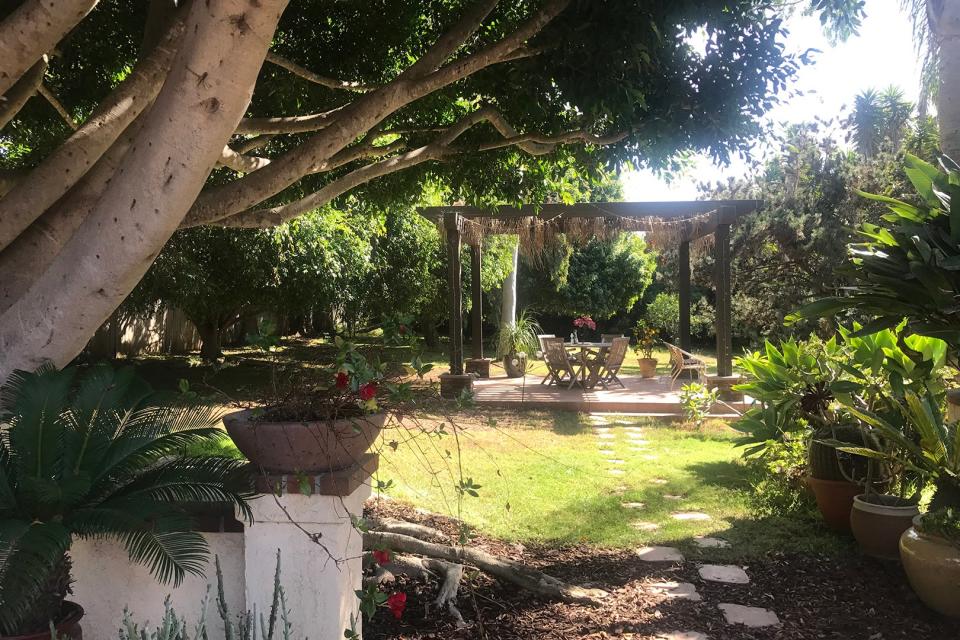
left=0, top=365, right=253, bottom=639
left=495, top=311, right=541, bottom=379
left=223, top=337, right=421, bottom=476
left=837, top=391, right=960, bottom=614
left=632, top=320, right=658, bottom=378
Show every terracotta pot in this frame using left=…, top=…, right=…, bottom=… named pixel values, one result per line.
left=901, top=518, right=960, bottom=617
left=5, top=602, right=83, bottom=640
left=223, top=409, right=387, bottom=474
left=637, top=357, right=657, bottom=378
left=806, top=476, right=861, bottom=532
left=503, top=352, right=528, bottom=378
left=850, top=494, right=919, bottom=558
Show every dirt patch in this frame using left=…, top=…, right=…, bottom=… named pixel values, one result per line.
left=363, top=501, right=960, bottom=640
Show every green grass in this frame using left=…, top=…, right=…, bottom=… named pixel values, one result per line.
left=373, top=411, right=848, bottom=559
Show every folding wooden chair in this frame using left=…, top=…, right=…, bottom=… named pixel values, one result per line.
left=535, top=334, right=556, bottom=360
left=665, top=342, right=707, bottom=388
left=601, top=333, right=623, bottom=344
left=597, top=336, right=630, bottom=389
left=540, top=337, right=582, bottom=389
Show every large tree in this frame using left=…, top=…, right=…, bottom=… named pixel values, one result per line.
left=0, top=0, right=806, bottom=382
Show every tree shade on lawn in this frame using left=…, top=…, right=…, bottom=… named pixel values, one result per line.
left=0, top=0, right=810, bottom=382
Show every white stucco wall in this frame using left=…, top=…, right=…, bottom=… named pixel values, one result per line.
left=71, top=533, right=245, bottom=638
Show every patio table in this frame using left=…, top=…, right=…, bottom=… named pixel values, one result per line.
left=564, top=341, right=611, bottom=389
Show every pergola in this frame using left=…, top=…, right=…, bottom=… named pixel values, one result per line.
left=420, top=200, right=762, bottom=394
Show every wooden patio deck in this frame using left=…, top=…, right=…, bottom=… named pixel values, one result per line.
left=472, top=373, right=750, bottom=417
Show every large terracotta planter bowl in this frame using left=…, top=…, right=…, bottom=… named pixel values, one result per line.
left=850, top=494, right=919, bottom=558
left=806, top=476, right=861, bottom=532
left=5, top=602, right=83, bottom=640
left=223, top=409, right=387, bottom=473
left=900, top=521, right=960, bottom=617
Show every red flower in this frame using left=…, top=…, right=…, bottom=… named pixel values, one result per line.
left=336, top=371, right=349, bottom=389
left=372, top=549, right=390, bottom=565
left=398, top=324, right=407, bottom=335
left=359, top=382, right=377, bottom=401
left=386, top=592, right=406, bottom=619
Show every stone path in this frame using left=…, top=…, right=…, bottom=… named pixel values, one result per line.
left=583, top=413, right=779, bottom=637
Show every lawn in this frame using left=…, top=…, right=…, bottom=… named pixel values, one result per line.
left=373, top=409, right=846, bottom=559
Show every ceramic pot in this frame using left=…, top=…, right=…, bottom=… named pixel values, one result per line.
left=900, top=518, right=960, bottom=617
left=637, top=357, right=657, bottom=378
left=223, top=408, right=387, bottom=473
left=850, top=494, right=919, bottom=558
left=503, top=352, right=528, bottom=378
left=806, top=476, right=861, bottom=532
left=5, top=602, right=83, bottom=640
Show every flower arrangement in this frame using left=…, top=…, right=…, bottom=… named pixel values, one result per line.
left=573, top=315, right=596, bottom=331
left=633, top=320, right=658, bottom=359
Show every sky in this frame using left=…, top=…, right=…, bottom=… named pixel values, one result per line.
left=622, top=0, right=924, bottom=201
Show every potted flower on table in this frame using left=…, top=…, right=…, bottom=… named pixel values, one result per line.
left=572, top=315, right=596, bottom=343
left=632, top=320, right=659, bottom=378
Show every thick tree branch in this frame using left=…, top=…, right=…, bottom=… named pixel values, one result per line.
left=218, top=146, right=271, bottom=173
left=0, top=21, right=184, bottom=254
left=185, top=0, right=569, bottom=226
left=0, top=56, right=46, bottom=130
left=38, top=83, right=78, bottom=130
left=401, top=0, right=499, bottom=78
left=235, top=109, right=341, bottom=135
left=265, top=51, right=376, bottom=92
left=477, top=128, right=628, bottom=153
left=0, top=0, right=99, bottom=95
left=231, top=134, right=276, bottom=154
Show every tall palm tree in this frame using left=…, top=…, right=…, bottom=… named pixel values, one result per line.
left=0, top=364, right=253, bottom=635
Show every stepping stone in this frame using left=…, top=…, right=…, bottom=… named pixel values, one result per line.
left=606, top=459, right=625, bottom=465
left=647, top=581, right=701, bottom=602
left=612, top=485, right=628, bottom=495
left=631, top=521, right=660, bottom=532
left=598, top=449, right=616, bottom=456
left=636, top=546, right=685, bottom=563
left=630, top=446, right=649, bottom=452
left=718, top=603, right=780, bottom=628
left=597, top=433, right=615, bottom=439
left=694, top=536, right=730, bottom=549
left=657, top=633, right=708, bottom=640
left=650, top=478, right=669, bottom=485
left=663, top=494, right=685, bottom=501
left=628, top=438, right=649, bottom=445
left=698, top=565, right=749, bottom=584
left=672, top=512, right=711, bottom=521
left=608, top=468, right=625, bottom=476
left=621, top=502, right=646, bottom=509
left=642, top=454, right=660, bottom=461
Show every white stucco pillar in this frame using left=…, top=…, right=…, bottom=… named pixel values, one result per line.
left=245, top=463, right=373, bottom=640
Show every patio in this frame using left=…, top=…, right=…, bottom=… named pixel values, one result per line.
left=473, top=372, right=749, bottom=417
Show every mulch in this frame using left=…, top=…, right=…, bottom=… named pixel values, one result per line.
left=364, top=500, right=960, bottom=640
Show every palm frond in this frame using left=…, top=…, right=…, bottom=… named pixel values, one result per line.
left=0, top=520, right=72, bottom=635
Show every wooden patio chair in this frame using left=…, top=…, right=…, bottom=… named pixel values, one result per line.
left=597, top=336, right=630, bottom=389
left=601, top=333, right=623, bottom=344
left=540, top=337, right=582, bottom=389
left=535, top=334, right=556, bottom=360
left=665, top=342, right=707, bottom=388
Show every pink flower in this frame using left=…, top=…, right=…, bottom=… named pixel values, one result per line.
left=573, top=316, right=596, bottom=330
left=386, top=592, right=406, bottom=619
left=359, top=382, right=377, bottom=401
left=372, top=549, right=390, bottom=565
left=336, top=371, right=349, bottom=389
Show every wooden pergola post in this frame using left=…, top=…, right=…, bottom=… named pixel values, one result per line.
left=465, top=240, right=492, bottom=378
left=678, top=240, right=691, bottom=352
left=445, top=212, right=464, bottom=376
left=714, top=208, right=734, bottom=377
left=439, top=211, right=474, bottom=397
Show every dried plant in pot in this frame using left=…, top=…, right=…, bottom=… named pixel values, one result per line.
left=223, top=337, right=431, bottom=474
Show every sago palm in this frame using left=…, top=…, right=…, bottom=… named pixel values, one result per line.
left=0, top=364, right=254, bottom=635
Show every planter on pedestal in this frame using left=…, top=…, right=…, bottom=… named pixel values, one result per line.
left=850, top=494, right=919, bottom=558
left=900, top=517, right=960, bottom=617
left=223, top=408, right=386, bottom=473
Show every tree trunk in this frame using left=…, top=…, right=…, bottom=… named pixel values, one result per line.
left=935, top=0, right=960, bottom=160
left=0, top=0, right=289, bottom=383
left=500, top=238, right=519, bottom=328
left=196, top=320, right=223, bottom=361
